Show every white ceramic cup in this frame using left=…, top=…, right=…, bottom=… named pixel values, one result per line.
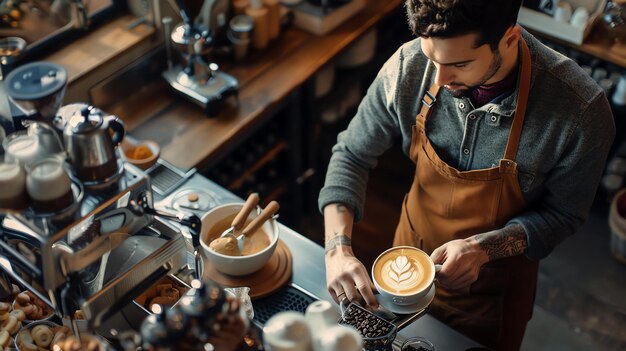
left=263, top=311, right=313, bottom=351
left=25, top=156, right=71, bottom=202
left=554, top=1, right=572, bottom=23
left=371, top=246, right=440, bottom=306
left=0, top=158, right=27, bottom=209
left=570, top=7, right=589, bottom=29
left=592, top=67, right=607, bottom=82
left=305, top=300, right=340, bottom=332
left=612, top=76, right=626, bottom=106
left=3, top=131, right=41, bottom=166
left=315, top=324, right=362, bottom=351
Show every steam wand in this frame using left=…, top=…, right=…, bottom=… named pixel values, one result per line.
left=132, top=197, right=204, bottom=279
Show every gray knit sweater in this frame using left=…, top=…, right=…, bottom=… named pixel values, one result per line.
left=318, top=29, right=615, bottom=260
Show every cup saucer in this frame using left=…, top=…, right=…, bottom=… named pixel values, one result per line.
left=376, top=284, right=436, bottom=315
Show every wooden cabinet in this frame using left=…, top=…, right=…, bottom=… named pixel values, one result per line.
left=199, top=92, right=309, bottom=230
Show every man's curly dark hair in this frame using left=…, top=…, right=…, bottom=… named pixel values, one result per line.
left=405, top=0, right=522, bottom=50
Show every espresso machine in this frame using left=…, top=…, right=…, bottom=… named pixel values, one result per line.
left=0, top=61, right=198, bottom=339
left=162, top=0, right=238, bottom=117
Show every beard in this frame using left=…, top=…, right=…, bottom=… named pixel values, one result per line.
left=446, top=50, right=503, bottom=98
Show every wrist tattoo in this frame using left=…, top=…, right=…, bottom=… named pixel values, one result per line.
left=336, top=204, right=349, bottom=213
left=325, top=234, right=352, bottom=254
left=475, top=224, right=527, bottom=260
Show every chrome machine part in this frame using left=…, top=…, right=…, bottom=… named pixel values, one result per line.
left=61, top=104, right=125, bottom=182
left=4, top=61, right=67, bottom=123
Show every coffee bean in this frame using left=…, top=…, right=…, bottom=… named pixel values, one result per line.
left=339, top=303, right=397, bottom=350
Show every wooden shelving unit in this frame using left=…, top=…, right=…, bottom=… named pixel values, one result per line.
left=529, top=28, right=626, bottom=69
left=228, top=142, right=288, bottom=190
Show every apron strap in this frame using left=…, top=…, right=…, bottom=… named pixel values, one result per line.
left=503, top=39, right=532, bottom=161
left=416, top=81, right=441, bottom=132
left=415, top=39, right=532, bottom=162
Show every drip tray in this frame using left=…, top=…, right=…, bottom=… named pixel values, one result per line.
left=252, top=284, right=318, bottom=326
left=146, top=159, right=196, bottom=199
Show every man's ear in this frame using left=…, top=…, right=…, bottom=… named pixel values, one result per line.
left=503, top=25, right=521, bottom=49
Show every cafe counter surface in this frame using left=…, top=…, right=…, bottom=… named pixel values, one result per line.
left=160, top=172, right=484, bottom=350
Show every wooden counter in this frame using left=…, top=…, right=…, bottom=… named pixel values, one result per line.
left=105, top=0, right=404, bottom=171
left=45, top=15, right=159, bottom=102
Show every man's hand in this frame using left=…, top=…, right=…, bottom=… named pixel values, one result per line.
left=430, top=238, right=489, bottom=290
left=431, top=224, right=528, bottom=290
left=323, top=203, right=379, bottom=308
left=325, top=247, right=379, bottom=307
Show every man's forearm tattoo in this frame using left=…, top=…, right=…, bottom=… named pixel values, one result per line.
left=475, top=224, right=527, bottom=260
left=325, top=233, right=352, bottom=254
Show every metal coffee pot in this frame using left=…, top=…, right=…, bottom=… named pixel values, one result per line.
left=57, top=103, right=125, bottom=182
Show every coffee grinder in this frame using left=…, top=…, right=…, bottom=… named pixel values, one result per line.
left=4, top=61, right=67, bottom=157
left=162, top=1, right=238, bottom=117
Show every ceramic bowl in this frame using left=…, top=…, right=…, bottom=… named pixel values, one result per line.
left=14, top=320, right=61, bottom=351
left=200, top=203, right=279, bottom=276
left=11, top=293, right=55, bottom=325
left=121, top=139, right=160, bottom=170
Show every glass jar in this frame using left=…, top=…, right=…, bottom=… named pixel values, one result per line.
left=401, top=336, right=435, bottom=351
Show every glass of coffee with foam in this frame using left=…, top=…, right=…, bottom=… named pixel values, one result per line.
left=25, top=156, right=73, bottom=213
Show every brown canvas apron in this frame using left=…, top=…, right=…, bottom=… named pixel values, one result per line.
left=393, top=39, right=539, bottom=350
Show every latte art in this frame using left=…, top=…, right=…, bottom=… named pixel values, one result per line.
left=373, top=247, right=434, bottom=296
left=380, top=255, right=424, bottom=293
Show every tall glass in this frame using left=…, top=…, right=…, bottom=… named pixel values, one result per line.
left=3, top=126, right=64, bottom=167
left=3, top=130, right=41, bottom=166
left=0, top=155, right=27, bottom=210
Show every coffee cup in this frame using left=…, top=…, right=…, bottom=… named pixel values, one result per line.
left=371, top=246, right=439, bottom=306
left=612, top=75, right=626, bottom=106
left=315, top=325, right=362, bottom=351
left=553, top=1, right=572, bottom=23
left=3, top=131, right=42, bottom=166
left=570, top=7, right=589, bottom=29
left=25, top=156, right=73, bottom=213
left=0, top=158, right=28, bottom=210
left=263, top=311, right=313, bottom=351
left=305, top=300, right=340, bottom=332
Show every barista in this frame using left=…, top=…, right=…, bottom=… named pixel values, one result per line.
left=319, top=0, right=615, bottom=350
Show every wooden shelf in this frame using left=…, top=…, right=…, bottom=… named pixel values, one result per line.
left=45, top=15, right=156, bottom=82
left=126, top=0, right=405, bottom=171
left=227, top=141, right=288, bottom=189
left=530, top=27, right=626, bottom=69
left=262, top=184, right=288, bottom=205
left=43, top=15, right=158, bottom=102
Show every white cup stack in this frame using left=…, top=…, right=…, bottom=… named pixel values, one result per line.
left=263, top=302, right=363, bottom=351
